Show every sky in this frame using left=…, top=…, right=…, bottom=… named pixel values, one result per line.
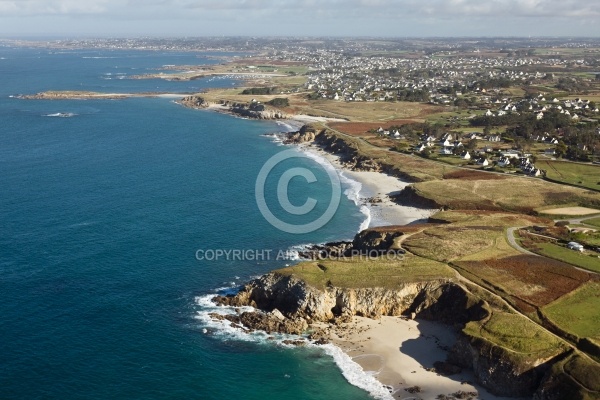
left=0, top=0, right=599, bottom=38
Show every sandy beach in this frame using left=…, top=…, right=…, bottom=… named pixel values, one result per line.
left=330, top=316, right=523, bottom=400
left=299, top=142, right=437, bottom=228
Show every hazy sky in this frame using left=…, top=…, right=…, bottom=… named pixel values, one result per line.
left=0, top=0, right=598, bottom=37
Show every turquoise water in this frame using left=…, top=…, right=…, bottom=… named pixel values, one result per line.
left=0, top=48, right=375, bottom=399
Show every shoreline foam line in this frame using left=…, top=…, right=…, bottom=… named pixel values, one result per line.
left=194, top=292, right=395, bottom=400
left=195, top=114, right=435, bottom=399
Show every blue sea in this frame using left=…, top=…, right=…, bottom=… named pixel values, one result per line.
left=0, top=47, right=383, bottom=399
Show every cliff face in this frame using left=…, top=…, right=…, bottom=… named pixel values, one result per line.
left=449, top=334, right=560, bottom=398
left=312, top=130, right=425, bottom=182
left=284, top=125, right=318, bottom=144
left=177, top=97, right=288, bottom=119
left=213, top=272, right=584, bottom=398
left=178, top=95, right=211, bottom=109
left=228, top=101, right=288, bottom=120
left=222, top=272, right=447, bottom=321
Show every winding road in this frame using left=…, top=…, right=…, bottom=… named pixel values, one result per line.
left=505, top=227, right=538, bottom=256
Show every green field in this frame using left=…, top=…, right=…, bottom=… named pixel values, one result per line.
left=535, top=243, right=600, bottom=273
left=538, top=160, right=600, bottom=191
left=275, top=253, right=455, bottom=289
left=584, top=217, right=600, bottom=229
left=543, top=282, right=600, bottom=341
left=464, top=311, right=566, bottom=360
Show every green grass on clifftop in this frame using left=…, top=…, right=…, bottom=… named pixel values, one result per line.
left=275, top=253, right=455, bottom=289
left=543, top=282, right=600, bottom=341
left=464, top=311, right=567, bottom=361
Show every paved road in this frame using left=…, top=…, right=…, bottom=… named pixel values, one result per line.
left=506, top=227, right=538, bottom=256
left=561, top=213, right=600, bottom=226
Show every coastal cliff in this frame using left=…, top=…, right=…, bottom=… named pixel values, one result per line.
left=178, top=95, right=212, bottom=108
left=283, top=127, right=446, bottom=208
left=178, top=95, right=288, bottom=119
left=214, top=271, right=595, bottom=398
left=311, top=129, right=421, bottom=182
left=210, top=228, right=598, bottom=399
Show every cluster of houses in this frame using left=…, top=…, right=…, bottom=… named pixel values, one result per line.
left=497, top=153, right=543, bottom=176
left=281, top=48, right=583, bottom=103
left=483, top=94, right=599, bottom=121
left=377, top=128, right=548, bottom=176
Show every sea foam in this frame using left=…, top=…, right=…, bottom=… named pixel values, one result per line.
left=44, top=112, right=76, bottom=118
left=195, top=290, right=394, bottom=400
left=301, top=148, right=372, bottom=233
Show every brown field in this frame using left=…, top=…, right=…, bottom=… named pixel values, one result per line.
left=365, top=223, right=437, bottom=234
left=412, top=177, right=600, bottom=212
left=403, top=211, right=548, bottom=263
left=231, top=58, right=307, bottom=66
left=442, top=170, right=508, bottom=181
left=455, top=255, right=593, bottom=313
left=287, top=98, right=440, bottom=122
left=432, top=210, right=546, bottom=224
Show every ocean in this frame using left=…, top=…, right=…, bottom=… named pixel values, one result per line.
left=0, top=47, right=381, bottom=399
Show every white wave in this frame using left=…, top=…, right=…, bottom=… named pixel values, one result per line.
left=82, top=56, right=117, bottom=59
left=300, top=148, right=339, bottom=177
left=282, top=248, right=300, bottom=261
left=339, top=170, right=362, bottom=206
left=357, top=205, right=371, bottom=232
left=286, top=243, right=317, bottom=261
left=298, top=148, right=372, bottom=232
left=44, top=112, right=76, bottom=118
left=195, top=291, right=393, bottom=399
left=194, top=293, right=290, bottom=344
left=260, top=133, right=285, bottom=146
left=275, top=120, right=296, bottom=132
left=339, top=170, right=371, bottom=232
left=319, top=344, right=394, bottom=400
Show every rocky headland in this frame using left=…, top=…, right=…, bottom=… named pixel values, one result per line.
left=177, top=95, right=288, bottom=120
left=210, top=227, right=599, bottom=399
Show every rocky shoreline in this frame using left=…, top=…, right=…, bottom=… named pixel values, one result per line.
left=283, top=124, right=445, bottom=210
left=209, top=273, right=575, bottom=399
left=207, top=226, right=597, bottom=399
left=177, top=95, right=288, bottom=120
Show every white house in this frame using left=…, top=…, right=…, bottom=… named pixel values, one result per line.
left=497, top=157, right=512, bottom=167
left=461, top=151, right=471, bottom=160
left=501, top=150, right=521, bottom=159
